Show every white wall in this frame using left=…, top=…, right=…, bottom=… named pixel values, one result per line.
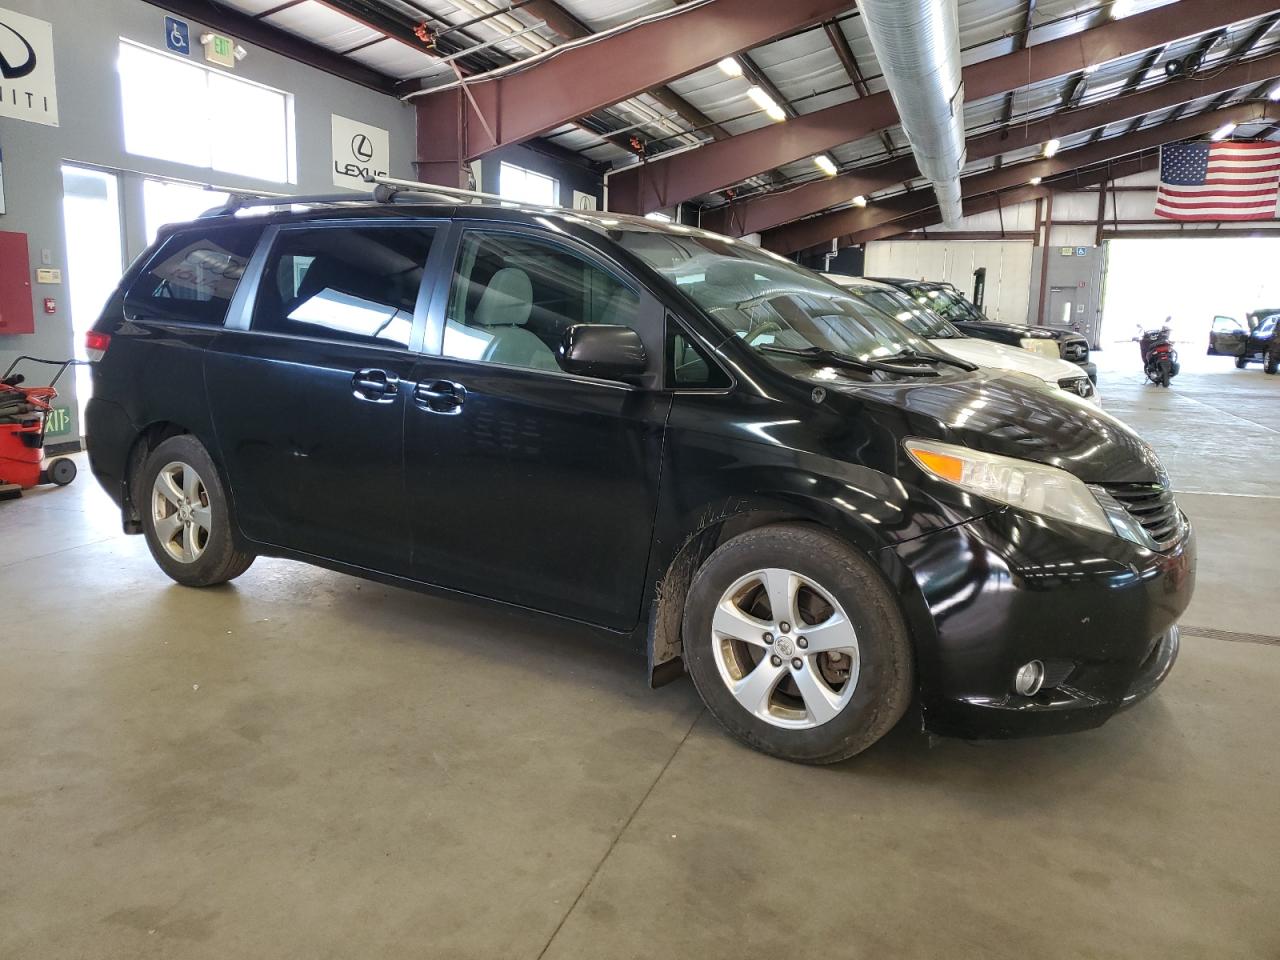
left=0, top=0, right=417, bottom=439
left=863, top=240, right=1034, bottom=324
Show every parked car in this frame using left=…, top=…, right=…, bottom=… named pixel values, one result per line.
left=874, top=277, right=1097, bottom=383
left=85, top=192, right=1193, bottom=764
left=1208, top=312, right=1278, bottom=374
left=825, top=274, right=1100, bottom=405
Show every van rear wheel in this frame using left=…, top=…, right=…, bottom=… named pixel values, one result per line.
left=139, top=435, right=253, bottom=587
left=682, top=524, right=913, bottom=764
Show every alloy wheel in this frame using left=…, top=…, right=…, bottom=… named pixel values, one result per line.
left=710, top=567, right=861, bottom=729
left=151, top=461, right=212, bottom=563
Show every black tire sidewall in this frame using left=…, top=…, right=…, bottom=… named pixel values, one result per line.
left=682, top=525, right=913, bottom=764
left=139, top=435, right=245, bottom=587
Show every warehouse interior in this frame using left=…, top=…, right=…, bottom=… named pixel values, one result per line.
left=1, top=0, right=1278, bottom=956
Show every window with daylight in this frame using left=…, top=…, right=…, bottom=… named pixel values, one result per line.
left=118, top=40, right=295, bottom=184
left=498, top=162, right=559, bottom=206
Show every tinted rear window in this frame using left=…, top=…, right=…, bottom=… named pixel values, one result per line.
left=126, top=224, right=263, bottom=326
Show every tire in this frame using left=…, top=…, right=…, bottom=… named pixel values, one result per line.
left=1236, top=355, right=1249, bottom=369
left=682, top=524, right=914, bottom=764
left=47, top=457, right=76, bottom=486
left=139, top=434, right=253, bottom=587
left=1159, top=365, right=1171, bottom=387
left=1265, top=350, right=1278, bottom=375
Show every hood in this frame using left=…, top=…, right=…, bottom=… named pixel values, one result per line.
left=933, top=337, right=1097, bottom=396
left=812, top=369, right=1160, bottom=483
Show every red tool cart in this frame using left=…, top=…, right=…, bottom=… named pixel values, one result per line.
left=0, top=356, right=82, bottom=500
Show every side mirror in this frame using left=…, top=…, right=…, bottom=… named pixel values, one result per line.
left=559, top=324, right=647, bottom=382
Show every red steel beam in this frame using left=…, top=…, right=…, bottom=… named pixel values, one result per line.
left=706, top=48, right=1280, bottom=237
left=701, top=157, right=918, bottom=235
left=411, top=0, right=852, bottom=185
left=763, top=100, right=1280, bottom=253
left=608, top=0, right=1280, bottom=213
left=847, top=153, right=1161, bottom=246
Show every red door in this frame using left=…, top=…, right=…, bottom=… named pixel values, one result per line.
left=0, top=231, right=35, bottom=336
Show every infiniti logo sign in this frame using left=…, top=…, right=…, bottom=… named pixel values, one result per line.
left=0, top=8, right=59, bottom=126
left=0, top=20, right=36, bottom=79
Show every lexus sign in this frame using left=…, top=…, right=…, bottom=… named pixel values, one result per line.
left=332, top=114, right=388, bottom=190
left=0, top=6, right=58, bottom=126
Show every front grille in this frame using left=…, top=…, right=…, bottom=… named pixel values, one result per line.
left=1097, top=482, right=1184, bottom=548
left=1061, top=339, right=1090, bottom=363
left=1058, top=376, right=1095, bottom=399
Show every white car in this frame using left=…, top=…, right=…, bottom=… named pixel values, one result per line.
left=825, top=274, right=1101, bottom=405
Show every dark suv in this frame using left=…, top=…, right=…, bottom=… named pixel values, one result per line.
left=874, top=278, right=1097, bottom=383
left=1208, top=312, right=1278, bottom=373
left=85, top=188, right=1193, bottom=764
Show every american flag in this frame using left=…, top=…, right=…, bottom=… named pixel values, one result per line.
left=1155, top=141, right=1280, bottom=221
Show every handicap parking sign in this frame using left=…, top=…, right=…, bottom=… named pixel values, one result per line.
left=165, top=16, right=191, bottom=55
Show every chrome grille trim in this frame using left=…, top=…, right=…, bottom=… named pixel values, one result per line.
left=1090, top=482, right=1186, bottom=551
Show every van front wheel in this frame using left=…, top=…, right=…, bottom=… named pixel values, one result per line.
left=682, top=524, right=913, bottom=764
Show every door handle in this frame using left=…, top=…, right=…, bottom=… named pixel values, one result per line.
left=414, top=380, right=466, bottom=415
left=352, top=368, right=399, bottom=403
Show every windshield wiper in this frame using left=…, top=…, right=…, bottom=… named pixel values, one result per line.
left=878, top=347, right=978, bottom=372
left=759, top=344, right=942, bottom=377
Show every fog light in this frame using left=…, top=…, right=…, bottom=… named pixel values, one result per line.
left=1014, top=660, right=1045, bottom=696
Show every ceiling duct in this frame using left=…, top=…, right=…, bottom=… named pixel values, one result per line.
left=857, top=0, right=967, bottom=225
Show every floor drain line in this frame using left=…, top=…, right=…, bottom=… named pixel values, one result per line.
left=1181, top=626, right=1280, bottom=647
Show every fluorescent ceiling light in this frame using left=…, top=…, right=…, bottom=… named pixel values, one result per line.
left=1110, top=0, right=1135, bottom=19
left=1029, top=176, right=1043, bottom=185
left=851, top=195, right=868, bottom=207
left=1043, top=138, right=1061, bottom=158
left=1211, top=121, right=1237, bottom=141
left=717, top=57, right=743, bottom=78
left=814, top=155, right=838, bottom=176
left=1269, top=83, right=1280, bottom=101
left=747, top=85, right=787, bottom=122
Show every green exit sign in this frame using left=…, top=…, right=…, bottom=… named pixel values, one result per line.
left=204, top=32, right=236, bottom=67
left=44, top=406, right=72, bottom=438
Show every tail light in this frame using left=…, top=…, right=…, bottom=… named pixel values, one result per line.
left=85, top=330, right=111, bottom=362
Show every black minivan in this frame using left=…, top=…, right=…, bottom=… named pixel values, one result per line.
left=86, top=189, right=1194, bottom=764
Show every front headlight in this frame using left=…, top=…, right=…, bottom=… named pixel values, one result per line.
left=904, top=439, right=1112, bottom=535
left=1019, top=337, right=1060, bottom=358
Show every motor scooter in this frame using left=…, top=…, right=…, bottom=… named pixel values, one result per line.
left=1138, top=326, right=1180, bottom=387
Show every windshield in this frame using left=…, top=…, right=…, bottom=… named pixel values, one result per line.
left=842, top=285, right=963, bottom=339
left=614, top=230, right=934, bottom=362
left=902, top=283, right=982, bottom=323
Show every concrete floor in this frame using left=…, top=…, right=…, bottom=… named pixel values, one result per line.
left=2, top=355, right=1277, bottom=960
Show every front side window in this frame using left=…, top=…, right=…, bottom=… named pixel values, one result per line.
left=443, top=231, right=641, bottom=374
left=1258, top=316, right=1278, bottom=337
left=125, top=224, right=262, bottom=325
left=615, top=230, right=932, bottom=363
left=251, top=227, right=435, bottom=348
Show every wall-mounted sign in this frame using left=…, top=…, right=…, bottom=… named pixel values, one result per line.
left=0, top=6, right=59, bottom=127
left=165, top=15, right=190, bottom=56
left=35, top=267, right=60, bottom=283
left=203, top=31, right=235, bottom=68
left=1075, top=246, right=1088, bottom=257
left=332, top=115, right=389, bottom=190
left=1059, top=246, right=1073, bottom=256
left=43, top=406, right=71, bottom=437
left=572, top=190, right=598, bottom=211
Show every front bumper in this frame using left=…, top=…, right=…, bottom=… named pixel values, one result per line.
left=888, top=508, right=1195, bottom=739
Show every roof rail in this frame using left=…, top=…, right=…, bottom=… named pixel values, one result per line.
left=366, top=174, right=549, bottom=208
left=197, top=191, right=385, bottom=219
